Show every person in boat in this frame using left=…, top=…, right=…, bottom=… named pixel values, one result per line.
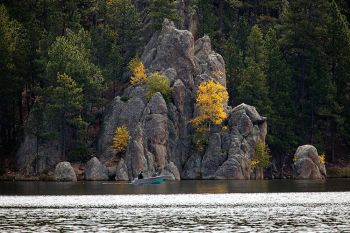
left=138, top=171, right=144, bottom=179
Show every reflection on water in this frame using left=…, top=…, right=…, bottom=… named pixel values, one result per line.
left=0, top=179, right=350, bottom=195
left=0, top=193, right=349, bottom=232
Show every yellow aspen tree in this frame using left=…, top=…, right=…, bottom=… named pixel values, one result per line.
left=112, top=126, right=129, bottom=153
left=192, top=80, right=229, bottom=127
left=129, top=57, right=147, bottom=85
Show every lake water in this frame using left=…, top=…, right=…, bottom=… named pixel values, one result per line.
left=0, top=179, right=350, bottom=232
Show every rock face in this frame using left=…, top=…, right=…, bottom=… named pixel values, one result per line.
left=85, top=157, right=109, bottom=181
left=98, top=20, right=267, bottom=180
left=293, top=145, right=327, bottom=179
left=54, top=162, right=77, bottom=182
left=16, top=106, right=62, bottom=176
left=16, top=135, right=61, bottom=175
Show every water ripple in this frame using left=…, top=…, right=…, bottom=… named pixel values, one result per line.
left=0, top=192, right=349, bottom=232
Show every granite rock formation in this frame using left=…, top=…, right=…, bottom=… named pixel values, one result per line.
left=98, top=20, right=267, bottom=180
left=54, top=162, right=77, bottom=182
left=85, top=157, right=109, bottom=181
left=293, top=145, right=327, bottom=179
left=16, top=20, right=267, bottom=181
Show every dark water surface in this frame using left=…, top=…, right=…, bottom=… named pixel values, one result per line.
left=0, top=179, right=350, bottom=195
left=1, top=179, right=350, bottom=232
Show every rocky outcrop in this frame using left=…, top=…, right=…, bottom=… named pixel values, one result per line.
left=16, top=136, right=61, bottom=175
left=54, top=162, right=77, bottom=182
left=98, top=20, right=267, bottom=180
left=293, top=145, right=327, bottom=179
left=16, top=108, right=61, bottom=176
left=162, top=162, right=181, bottom=180
left=85, top=157, right=109, bottom=181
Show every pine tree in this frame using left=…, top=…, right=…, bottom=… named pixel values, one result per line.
left=325, top=0, right=350, bottom=160
left=195, top=0, right=218, bottom=38
left=265, top=27, right=297, bottom=166
left=105, top=0, right=142, bottom=78
left=236, top=25, right=271, bottom=116
left=246, top=25, right=267, bottom=68
left=46, top=73, right=85, bottom=159
left=148, top=0, right=180, bottom=29
left=280, top=0, right=341, bottom=153
left=224, top=17, right=250, bottom=106
left=0, top=4, right=26, bottom=152
left=46, top=29, right=104, bottom=109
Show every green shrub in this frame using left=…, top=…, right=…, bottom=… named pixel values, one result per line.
left=251, top=142, right=271, bottom=169
left=192, top=126, right=209, bottom=152
left=147, top=72, right=172, bottom=101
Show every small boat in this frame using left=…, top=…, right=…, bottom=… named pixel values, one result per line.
left=131, top=175, right=165, bottom=185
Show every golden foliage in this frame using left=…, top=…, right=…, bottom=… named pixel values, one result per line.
left=250, top=159, right=259, bottom=170
left=129, top=57, right=147, bottom=85
left=112, top=126, right=129, bottom=152
left=192, top=80, right=229, bottom=126
left=146, top=72, right=172, bottom=100
left=251, top=142, right=271, bottom=169
left=319, top=154, right=326, bottom=165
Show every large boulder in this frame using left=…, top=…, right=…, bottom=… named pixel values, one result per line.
left=54, top=162, right=77, bottom=182
left=293, top=145, right=327, bottom=179
left=85, top=157, right=109, bottom=181
left=115, top=159, right=129, bottom=181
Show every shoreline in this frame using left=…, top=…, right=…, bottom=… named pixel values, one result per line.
left=1, top=167, right=349, bottom=182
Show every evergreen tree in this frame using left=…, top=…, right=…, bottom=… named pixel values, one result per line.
left=195, top=0, right=218, bottom=38
left=280, top=0, right=340, bottom=153
left=224, top=17, right=250, bottom=106
left=46, top=29, right=104, bottom=109
left=0, top=4, right=26, bottom=152
left=105, top=0, right=141, bottom=74
left=236, top=25, right=271, bottom=116
left=265, top=27, right=297, bottom=166
left=148, top=0, right=180, bottom=29
left=246, top=25, right=267, bottom=67
left=324, top=0, right=350, bottom=160
left=91, top=24, right=122, bottom=95
left=46, top=73, right=84, bottom=159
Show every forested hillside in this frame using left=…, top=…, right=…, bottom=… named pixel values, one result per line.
left=1, top=0, right=349, bottom=175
